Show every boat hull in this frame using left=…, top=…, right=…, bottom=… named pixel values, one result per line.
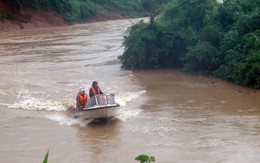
left=73, top=104, right=120, bottom=119
left=73, top=94, right=120, bottom=120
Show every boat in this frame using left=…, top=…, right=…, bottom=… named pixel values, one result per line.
left=72, top=94, right=120, bottom=120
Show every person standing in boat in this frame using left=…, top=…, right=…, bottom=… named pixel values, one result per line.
left=76, top=87, right=88, bottom=110
left=89, top=81, right=104, bottom=97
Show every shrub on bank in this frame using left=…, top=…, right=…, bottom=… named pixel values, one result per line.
left=3, top=0, right=171, bottom=23
left=120, top=0, right=260, bottom=88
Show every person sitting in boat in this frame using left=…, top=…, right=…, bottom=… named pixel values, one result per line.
left=76, top=87, right=88, bottom=110
left=89, top=81, right=104, bottom=97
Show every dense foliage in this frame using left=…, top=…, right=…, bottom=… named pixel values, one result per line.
left=2, top=0, right=171, bottom=23
left=135, top=154, right=155, bottom=163
left=120, top=0, right=260, bottom=88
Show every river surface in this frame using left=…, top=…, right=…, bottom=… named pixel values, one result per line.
left=0, top=18, right=259, bottom=163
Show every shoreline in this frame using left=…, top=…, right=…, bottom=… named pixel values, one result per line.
left=0, top=8, right=66, bottom=33
left=0, top=0, right=147, bottom=34
left=0, top=6, right=126, bottom=34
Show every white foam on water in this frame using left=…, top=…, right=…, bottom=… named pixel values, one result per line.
left=0, top=103, right=8, bottom=107
left=46, top=114, right=90, bottom=126
left=6, top=88, right=76, bottom=111
left=0, top=89, right=6, bottom=95
left=7, top=98, right=69, bottom=111
left=4, top=88, right=60, bottom=111
left=110, top=90, right=146, bottom=121
left=116, top=108, right=143, bottom=122
left=116, top=90, right=146, bottom=106
left=6, top=88, right=146, bottom=125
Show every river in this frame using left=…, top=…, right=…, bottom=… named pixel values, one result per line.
left=0, top=18, right=259, bottom=163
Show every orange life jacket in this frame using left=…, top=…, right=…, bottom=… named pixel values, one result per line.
left=91, top=86, right=101, bottom=95
left=78, top=93, right=87, bottom=105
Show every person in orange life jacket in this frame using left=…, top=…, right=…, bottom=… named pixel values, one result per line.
left=76, top=87, right=88, bottom=109
left=89, top=81, right=103, bottom=97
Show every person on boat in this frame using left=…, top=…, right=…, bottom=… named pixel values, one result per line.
left=89, top=81, right=104, bottom=97
left=76, top=87, right=88, bottom=110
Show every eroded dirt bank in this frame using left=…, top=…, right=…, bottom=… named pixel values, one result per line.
left=0, top=0, right=67, bottom=33
left=0, top=0, right=125, bottom=33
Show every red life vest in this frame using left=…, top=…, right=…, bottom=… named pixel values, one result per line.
left=78, top=93, right=87, bottom=105
left=91, top=86, right=100, bottom=95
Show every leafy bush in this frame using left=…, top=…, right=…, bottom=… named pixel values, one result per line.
left=135, top=154, right=155, bottom=163
left=181, top=42, right=220, bottom=74
left=120, top=0, right=260, bottom=88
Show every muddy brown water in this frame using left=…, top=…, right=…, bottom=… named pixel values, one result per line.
left=0, top=18, right=259, bottom=163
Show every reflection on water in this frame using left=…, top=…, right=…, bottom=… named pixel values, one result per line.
left=76, top=119, right=122, bottom=162
left=132, top=69, right=260, bottom=162
left=0, top=18, right=259, bottom=162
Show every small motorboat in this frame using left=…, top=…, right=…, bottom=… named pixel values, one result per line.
left=73, top=94, right=120, bottom=120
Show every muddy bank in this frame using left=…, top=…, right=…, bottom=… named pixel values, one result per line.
left=0, top=0, right=67, bottom=32
left=0, top=8, right=67, bottom=33
left=0, top=9, right=125, bottom=33
left=0, top=0, right=126, bottom=33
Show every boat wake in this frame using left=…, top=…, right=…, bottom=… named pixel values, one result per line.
left=116, top=90, right=146, bottom=106
left=7, top=98, right=71, bottom=111
left=46, top=114, right=92, bottom=127
left=5, top=89, right=146, bottom=126
left=116, top=109, right=142, bottom=122
left=115, top=90, right=146, bottom=121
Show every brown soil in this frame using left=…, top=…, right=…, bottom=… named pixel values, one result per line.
left=0, top=0, right=125, bottom=33
left=0, top=0, right=67, bottom=33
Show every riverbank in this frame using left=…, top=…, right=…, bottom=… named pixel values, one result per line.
left=0, top=1, right=124, bottom=33
left=0, top=0, right=65, bottom=33
left=0, top=9, right=67, bottom=33
left=0, top=0, right=135, bottom=33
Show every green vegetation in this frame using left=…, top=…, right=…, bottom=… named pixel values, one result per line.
left=41, top=151, right=155, bottom=162
left=2, top=0, right=258, bottom=88
left=120, top=0, right=260, bottom=88
left=2, top=0, right=171, bottom=24
left=43, top=150, right=49, bottom=163
left=135, top=154, right=156, bottom=163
